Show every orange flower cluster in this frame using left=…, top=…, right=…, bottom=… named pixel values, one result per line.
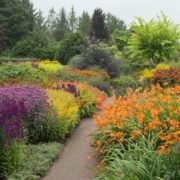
left=64, top=68, right=110, bottom=79
left=152, top=67, right=180, bottom=87
left=94, top=85, right=180, bottom=154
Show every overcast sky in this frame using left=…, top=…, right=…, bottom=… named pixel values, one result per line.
left=31, top=0, right=179, bottom=25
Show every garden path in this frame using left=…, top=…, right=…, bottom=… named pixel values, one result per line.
left=42, top=98, right=113, bottom=180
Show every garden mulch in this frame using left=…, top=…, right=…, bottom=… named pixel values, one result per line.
left=42, top=98, right=113, bottom=180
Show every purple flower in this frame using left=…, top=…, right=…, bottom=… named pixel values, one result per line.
left=0, top=85, right=49, bottom=144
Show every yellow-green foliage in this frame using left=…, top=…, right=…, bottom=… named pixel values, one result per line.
left=39, top=60, right=64, bottom=73
left=46, top=90, right=79, bottom=138
left=142, top=63, right=169, bottom=79
left=155, top=63, right=169, bottom=71
left=142, top=69, right=154, bottom=79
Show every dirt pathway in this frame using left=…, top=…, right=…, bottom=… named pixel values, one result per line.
left=42, top=118, right=98, bottom=180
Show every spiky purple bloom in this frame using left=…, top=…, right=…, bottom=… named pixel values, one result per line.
left=0, top=86, right=49, bottom=144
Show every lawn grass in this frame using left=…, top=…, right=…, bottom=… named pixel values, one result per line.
left=8, top=143, right=63, bottom=180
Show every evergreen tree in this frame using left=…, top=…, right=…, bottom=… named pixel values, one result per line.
left=68, top=6, right=77, bottom=32
left=32, top=10, right=50, bottom=48
left=0, top=0, right=34, bottom=48
left=106, top=13, right=127, bottom=34
left=78, top=11, right=91, bottom=36
left=46, top=8, right=56, bottom=35
left=90, top=8, right=109, bottom=41
left=54, top=7, right=69, bottom=41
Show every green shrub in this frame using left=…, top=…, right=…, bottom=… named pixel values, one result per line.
left=33, top=47, right=56, bottom=60
left=57, top=68, right=87, bottom=82
left=71, top=44, right=120, bottom=77
left=87, top=77, right=111, bottom=96
left=0, top=63, right=47, bottom=83
left=112, top=29, right=131, bottom=51
left=99, top=43, right=123, bottom=60
left=55, top=32, right=85, bottom=65
left=111, top=76, right=138, bottom=96
left=128, top=13, right=180, bottom=65
left=8, top=143, right=62, bottom=180
left=13, top=38, right=36, bottom=57
left=0, top=141, right=25, bottom=179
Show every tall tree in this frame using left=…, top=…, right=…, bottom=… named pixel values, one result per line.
left=90, top=8, right=109, bottom=41
left=78, top=11, right=91, bottom=36
left=0, top=0, right=34, bottom=48
left=106, top=13, right=127, bottom=34
left=54, top=7, right=69, bottom=41
left=32, top=10, right=50, bottom=48
left=46, top=8, right=56, bottom=35
left=68, top=6, right=77, bottom=32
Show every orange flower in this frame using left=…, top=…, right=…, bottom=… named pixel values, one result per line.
left=131, top=129, right=141, bottom=140
left=94, top=85, right=180, bottom=154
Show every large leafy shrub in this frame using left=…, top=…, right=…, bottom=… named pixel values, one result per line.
left=112, top=29, right=131, bottom=51
left=46, top=90, right=79, bottom=139
left=55, top=32, right=85, bottom=65
left=128, top=13, right=180, bottom=64
left=13, top=38, right=36, bottom=57
left=33, top=46, right=57, bottom=60
left=70, top=45, right=120, bottom=77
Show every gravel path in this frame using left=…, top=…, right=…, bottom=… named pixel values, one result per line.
left=42, top=118, right=98, bottom=180
left=42, top=98, right=113, bottom=180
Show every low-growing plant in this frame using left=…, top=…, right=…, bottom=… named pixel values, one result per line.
left=63, top=68, right=110, bottom=80
left=152, top=67, right=180, bottom=87
left=8, top=143, right=62, bottom=180
left=111, top=76, right=138, bottom=96
left=87, top=77, right=111, bottom=96
left=0, top=62, right=47, bottom=83
left=39, top=60, right=64, bottom=74
left=0, top=141, right=25, bottom=179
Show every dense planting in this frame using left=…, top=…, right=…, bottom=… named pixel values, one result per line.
left=0, top=3, right=179, bottom=179
left=93, top=86, right=180, bottom=179
left=39, top=60, right=64, bottom=73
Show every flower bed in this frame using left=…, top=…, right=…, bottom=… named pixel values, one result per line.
left=50, top=80, right=107, bottom=118
left=93, top=86, right=180, bottom=179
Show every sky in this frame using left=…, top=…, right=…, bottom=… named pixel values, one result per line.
left=31, top=0, right=180, bottom=25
